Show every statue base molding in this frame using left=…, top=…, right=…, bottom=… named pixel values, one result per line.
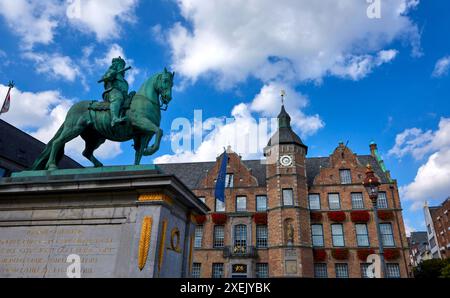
left=0, top=167, right=208, bottom=278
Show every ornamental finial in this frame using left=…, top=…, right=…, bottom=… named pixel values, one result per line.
left=281, top=90, right=286, bottom=106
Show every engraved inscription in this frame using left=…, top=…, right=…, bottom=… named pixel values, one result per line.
left=0, top=225, right=121, bottom=278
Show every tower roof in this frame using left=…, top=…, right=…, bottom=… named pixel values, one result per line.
left=267, top=104, right=308, bottom=152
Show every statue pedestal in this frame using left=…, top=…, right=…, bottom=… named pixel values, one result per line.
left=0, top=166, right=208, bottom=278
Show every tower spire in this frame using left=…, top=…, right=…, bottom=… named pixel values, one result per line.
left=278, top=90, right=291, bottom=129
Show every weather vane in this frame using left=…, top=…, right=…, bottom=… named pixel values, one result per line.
left=281, top=90, right=286, bottom=105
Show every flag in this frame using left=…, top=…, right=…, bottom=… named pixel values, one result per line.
left=214, top=150, right=228, bottom=203
left=1, top=82, right=14, bottom=115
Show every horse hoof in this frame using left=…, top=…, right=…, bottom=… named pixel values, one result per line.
left=47, top=165, right=58, bottom=171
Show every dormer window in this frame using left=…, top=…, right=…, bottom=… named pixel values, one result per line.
left=339, top=169, right=352, bottom=184
left=225, top=174, right=234, bottom=188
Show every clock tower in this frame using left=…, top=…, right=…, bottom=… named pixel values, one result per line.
left=263, top=101, right=313, bottom=277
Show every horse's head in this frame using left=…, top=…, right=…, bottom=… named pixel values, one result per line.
left=157, top=68, right=175, bottom=106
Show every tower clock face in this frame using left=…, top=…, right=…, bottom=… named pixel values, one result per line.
left=279, top=155, right=293, bottom=167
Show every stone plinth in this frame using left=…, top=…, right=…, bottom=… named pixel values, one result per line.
left=0, top=166, right=209, bottom=278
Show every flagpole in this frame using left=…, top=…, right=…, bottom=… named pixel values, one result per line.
left=0, top=81, right=14, bottom=117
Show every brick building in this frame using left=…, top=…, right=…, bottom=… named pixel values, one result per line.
left=424, top=198, right=450, bottom=259
left=408, top=231, right=432, bottom=269
left=158, top=105, right=410, bottom=278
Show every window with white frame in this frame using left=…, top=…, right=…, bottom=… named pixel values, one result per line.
left=212, top=263, right=224, bottom=278
left=236, top=196, right=247, bottom=212
left=360, top=263, right=371, bottom=278
left=351, top=193, right=364, bottom=209
left=191, top=263, right=201, bottom=278
left=309, top=194, right=321, bottom=210
left=331, top=224, right=345, bottom=247
left=379, top=223, right=395, bottom=247
left=225, top=174, right=234, bottom=188
left=194, top=225, right=203, bottom=248
left=311, top=224, right=324, bottom=247
left=282, top=189, right=294, bottom=206
left=256, top=225, right=268, bottom=248
left=335, top=263, right=349, bottom=278
left=429, top=236, right=436, bottom=248
left=314, top=263, right=328, bottom=278
left=355, top=224, right=369, bottom=247
left=256, top=263, right=269, bottom=278
left=215, top=198, right=225, bottom=212
left=213, top=225, right=225, bottom=248
left=377, top=192, right=388, bottom=209
left=386, top=263, right=401, bottom=278
left=328, top=193, right=341, bottom=210
left=339, top=169, right=352, bottom=184
left=256, top=195, right=267, bottom=212
left=234, top=224, right=247, bottom=249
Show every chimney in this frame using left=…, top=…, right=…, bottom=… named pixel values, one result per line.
left=370, top=141, right=377, bottom=157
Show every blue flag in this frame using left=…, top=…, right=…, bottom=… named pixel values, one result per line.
left=214, top=151, right=228, bottom=203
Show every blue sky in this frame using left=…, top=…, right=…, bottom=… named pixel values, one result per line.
left=0, top=0, right=449, bottom=234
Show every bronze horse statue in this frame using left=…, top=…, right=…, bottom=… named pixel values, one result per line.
left=31, top=68, right=175, bottom=171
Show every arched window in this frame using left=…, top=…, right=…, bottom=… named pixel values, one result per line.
left=234, top=224, right=247, bottom=251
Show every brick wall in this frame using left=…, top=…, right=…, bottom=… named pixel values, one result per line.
left=190, top=143, right=410, bottom=278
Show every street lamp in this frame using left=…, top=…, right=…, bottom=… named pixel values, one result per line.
left=363, top=164, right=387, bottom=278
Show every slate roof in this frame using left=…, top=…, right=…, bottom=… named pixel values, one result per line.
left=267, top=127, right=308, bottom=149
left=0, top=119, right=82, bottom=171
left=157, top=154, right=390, bottom=189
left=409, top=231, right=428, bottom=246
left=267, top=105, right=308, bottom=151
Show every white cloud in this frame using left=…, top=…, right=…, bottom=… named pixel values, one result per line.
left=388, top=127, right=434, bottom=160
left=0, top=84, right=122, bottom=163
left=432, top=56, right=450, bottom=78
left=0, top=0, right=138, bottom=49
left=0, top=1, right=139, bottom=89
left=403, top=219, right=416, bottom=237
left=23, top=52, right=81, bottom=82
left=155, top=102, right=272, bottom=164
left=329, top=49, right=398, bottom=80
left=0, top=0, right=61, bottom=49
left=250, top=82, right=324, bottom=137
left=389, top=118, right=450, bottom=160
left=400, top=149, right=450, bottom=210
left=154, top=82, right=323, bottom=163
left=391, top=118, right=450, bottom=210
left=67, top=0, right=138, bottom=41
left=166, top=0, right=421, bottom=87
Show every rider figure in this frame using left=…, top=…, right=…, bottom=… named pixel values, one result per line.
left=100, top=56, right=131, bottom=127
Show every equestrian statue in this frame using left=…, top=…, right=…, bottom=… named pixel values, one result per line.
left=31, top=57, right=175, bottom=171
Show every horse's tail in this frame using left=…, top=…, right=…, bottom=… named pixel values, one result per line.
left=30, top=123, right=65, bottom=170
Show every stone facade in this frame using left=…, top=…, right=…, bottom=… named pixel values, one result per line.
left=0, top=166, right=208, bottom=278
left=425, top=198, right=450, bottom=259
left=184, top=105, right=410, bottom=278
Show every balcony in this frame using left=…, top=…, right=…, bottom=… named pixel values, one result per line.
left=223, top=246, right=258, bottom=258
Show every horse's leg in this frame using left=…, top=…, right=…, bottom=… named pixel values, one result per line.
left=81, top=134, right=106, bottom=168
left=133, top=136, right=141, bottom=165
left=134, top=135, right=152, bottom=165
left=133, top=118, right=163, bottom=156
left=45, top=124, right=85, bottom=170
